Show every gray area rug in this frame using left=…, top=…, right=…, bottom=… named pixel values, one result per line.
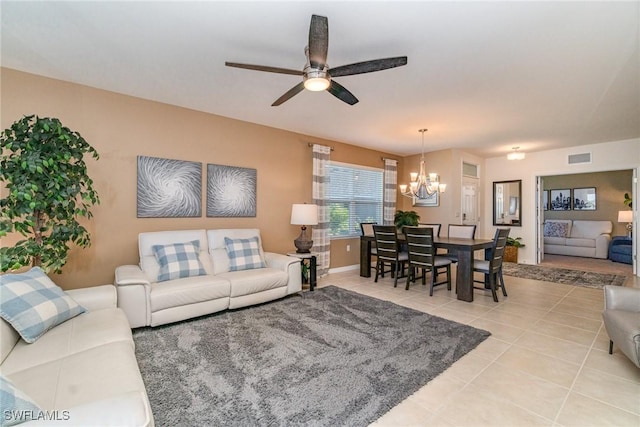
left=133, top=286, right=490, bottom=426
left=502, top=262, right=627, bottom=289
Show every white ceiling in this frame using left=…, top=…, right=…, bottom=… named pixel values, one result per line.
left=2, top=1, right=639, bottom=157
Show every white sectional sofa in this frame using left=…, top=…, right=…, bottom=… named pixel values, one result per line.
left=543, top=219, right=612, bottom=259
left=1, top=283, right=153, bottom=426
left=115, top=229, right=302, bottom=328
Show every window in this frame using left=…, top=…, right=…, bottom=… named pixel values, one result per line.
left=326, top=162, right=383, bottom=238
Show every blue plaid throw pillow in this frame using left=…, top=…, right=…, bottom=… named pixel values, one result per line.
left=1, top=375, right=42, bottom=426
left=225, top=236, right=266, bottom=271
left=152, top=240, right=207, bottom=282
left=0, top=267, right=86, bottom=344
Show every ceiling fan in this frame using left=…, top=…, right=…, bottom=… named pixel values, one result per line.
left=225, top=14, right=408, bottom=106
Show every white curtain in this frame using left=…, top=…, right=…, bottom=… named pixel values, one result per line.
left=312, top=144, right=331, bottom=277
left=383, top=159, right=398, bottom=225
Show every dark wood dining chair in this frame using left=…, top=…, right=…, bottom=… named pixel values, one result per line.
left=360, top=222, right=380, bottom=276
left=473, top=228, right=510, bottom=302
left=443, top=224, right=477, bottom=263
left=417, top=223, right=441, bottom=237
left=404, top=226, right=452, bottom=294
left=373, top=225, right=408, bottom=287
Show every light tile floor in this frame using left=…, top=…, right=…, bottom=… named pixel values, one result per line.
left=315, top=269, right=640, bottom=427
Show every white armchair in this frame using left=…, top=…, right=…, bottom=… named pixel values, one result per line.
left=602, top=285, right=640, bottom=368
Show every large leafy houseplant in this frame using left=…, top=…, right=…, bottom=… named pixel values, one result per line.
left=0, top=115, right=100, bottom=273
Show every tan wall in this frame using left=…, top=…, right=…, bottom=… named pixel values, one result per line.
left=543, top=170, right=633, bottom=237
left=1, top=69, right=401, bottom=289
left=399, top=149, right=486, bottom=236
left=399, top=149, right=455, bottom=230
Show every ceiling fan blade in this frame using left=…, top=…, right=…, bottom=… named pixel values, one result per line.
left=329, top=56, right=408, bottom=77
left=225, top=62, right=302, bottom=76
left=272, top=82, right=306, bottom=106
left=327, top=80, right=359, bottom=105
left=308, top=15, right=328, bottom=67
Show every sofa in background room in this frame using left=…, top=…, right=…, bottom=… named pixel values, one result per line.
left=543, top=219, right=612, bottom=259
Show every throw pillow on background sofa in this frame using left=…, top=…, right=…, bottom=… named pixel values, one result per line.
left=152, top=240, right=207, bottom=282
left=543, top=221, right=569, bottom=237
left=0, top=267, right=85, bottom=344
left=225, top=236, right=267, bottom=271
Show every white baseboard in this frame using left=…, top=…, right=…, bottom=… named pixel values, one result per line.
left=328, top=264, right=360, bottom=274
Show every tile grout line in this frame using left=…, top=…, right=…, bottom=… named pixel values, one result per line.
left=549, top=288, right=605, bottom=425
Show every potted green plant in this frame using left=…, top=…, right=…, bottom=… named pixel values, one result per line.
left=0, top=115, right=100, bottom=273
left=504, top=236, right=524, bottom=263
left=394, top=210, right=420, bottom=231
left=624, top=192, right=632, bottom=208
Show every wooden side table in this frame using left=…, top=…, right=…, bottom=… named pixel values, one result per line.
left=287, top=252, right=317, bottom=291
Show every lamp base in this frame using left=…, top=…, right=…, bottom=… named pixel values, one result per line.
left=294, top=226, right=313, bottom=253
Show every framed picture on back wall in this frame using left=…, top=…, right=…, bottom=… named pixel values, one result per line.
left=573, top=187, right=596, bottom=210
left=550, top=189, right=571, bottom=210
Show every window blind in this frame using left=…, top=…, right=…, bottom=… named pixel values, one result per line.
left=326, top=162, right=383, bottom=238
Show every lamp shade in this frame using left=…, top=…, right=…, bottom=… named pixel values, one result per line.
left=618, top=210, right=633, bottom=223
left=291, top=204, right=318, bottom=225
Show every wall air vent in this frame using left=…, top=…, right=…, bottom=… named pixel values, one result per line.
left=567, top=152, right=591, bottom=165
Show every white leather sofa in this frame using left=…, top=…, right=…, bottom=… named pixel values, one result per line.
left=115, top=229, right=302, bottom=328
left=0, top=285, right=153, bottom=426
left=543, top=219, right=612, bottom=259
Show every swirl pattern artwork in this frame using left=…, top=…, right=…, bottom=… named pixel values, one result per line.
left=207, top=164, right=257, bottom=217
left=137, top=156, right=202, bottom=218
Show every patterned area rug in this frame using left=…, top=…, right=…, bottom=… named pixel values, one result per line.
left=502, top=262, right=627, bottom=289
left=133, top=286, right=490, bottom=427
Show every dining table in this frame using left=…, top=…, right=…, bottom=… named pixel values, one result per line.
left=360, top=234, right=495, bottom=302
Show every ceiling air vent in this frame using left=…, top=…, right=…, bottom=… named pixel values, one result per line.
left=567, top=152, right=591, bottom=165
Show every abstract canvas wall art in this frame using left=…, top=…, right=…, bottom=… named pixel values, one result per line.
left=137, top=156, right=202, bottom=218
left=207, top=164, right=257, bottom=217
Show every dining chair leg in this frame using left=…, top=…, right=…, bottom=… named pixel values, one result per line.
left=446, top=265, right=452, bottom=291
left=393, top=262, right=400, bottom=287
left=374, top=260, right=381, bottom=282
left=429, top=269, right=436, bottom=296
left=499, top=269, right=507, bottom=296
left=489, top=273, right=499, bottom=302
left=405, top=266, right=413, bottom=290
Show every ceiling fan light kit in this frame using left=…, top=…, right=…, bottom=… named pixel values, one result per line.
left=226, top=14, right=407, bottom=106
left=303, top=65, right=330, bottom=91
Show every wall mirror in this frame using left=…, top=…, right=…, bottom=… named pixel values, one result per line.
left=493, top=180, right=522, bottom=226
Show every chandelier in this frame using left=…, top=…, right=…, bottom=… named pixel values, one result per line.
left=399, top=129, right=446, bottom=199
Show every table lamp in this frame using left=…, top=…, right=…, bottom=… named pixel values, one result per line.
left=291, top=203, right=318, bottom=253
left=618, top=210, right=633, bottom=237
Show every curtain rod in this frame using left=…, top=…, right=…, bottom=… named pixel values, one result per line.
left=381, top=157, right=399, bottom=162
left=307, top=142, right=335, bottom=151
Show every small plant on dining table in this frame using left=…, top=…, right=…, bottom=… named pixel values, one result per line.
left=394, top=210, right=420, bottom=231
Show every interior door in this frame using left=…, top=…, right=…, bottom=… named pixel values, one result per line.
left=536, top=176, right=545, bottom=264
left=633, top=168, right=637, bottom=275
left=462, top=177, right=479, bottom=226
